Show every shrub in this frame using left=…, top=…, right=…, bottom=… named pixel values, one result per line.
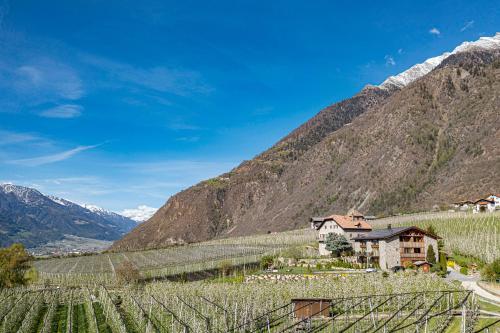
left=316, top=263, right=323, bottom=270
left=260, top=255, right=274, bottom=270
left=219, top=260, right=232, bottom=277
left=325, top=233, right=352, bottom=257
left=0, top=243, right=32, bottom=288
left=116, top=260, right=141, bottom=285
left=426, top=245, right=436, bottom=264
left=481, top=259, right=500, bottom=282
left=460, top=266, right=468, bottom=275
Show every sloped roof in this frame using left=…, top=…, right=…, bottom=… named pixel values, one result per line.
left=476, top=199, right=494, bottom=204
left=353, top=226, right=440, bottom=241
left=311, top=214, right=372, bottom=230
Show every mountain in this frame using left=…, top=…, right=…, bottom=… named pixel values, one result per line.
left=83, top=204, right=138, bottom=228
left=111, top=34, right=500, bottom=251
left=0, top=184, right=136, bottom=247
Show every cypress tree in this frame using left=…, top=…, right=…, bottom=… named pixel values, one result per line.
left=426, top=245, right=436, bottom=264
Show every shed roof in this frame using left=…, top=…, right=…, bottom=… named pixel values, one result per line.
left=353, top=226, right=440, bottom=241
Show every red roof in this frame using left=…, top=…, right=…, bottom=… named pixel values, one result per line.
left=326, top=214, right=372, bottom=230
left=474, top=199, right=494, bottom=205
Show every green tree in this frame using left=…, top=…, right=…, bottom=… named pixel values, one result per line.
left=325, top=233, right=352, bottom=257
left=260, top=255, right=274, bottom=270
left=426, top=245, right=436, bottom=264
left=0, top=243, right=32, bottom=288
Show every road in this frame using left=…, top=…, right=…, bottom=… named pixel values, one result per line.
left=447, top=269, right=500, bottom=304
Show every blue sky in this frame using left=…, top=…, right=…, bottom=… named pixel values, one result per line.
left=0, top=0, right=498, bottom=213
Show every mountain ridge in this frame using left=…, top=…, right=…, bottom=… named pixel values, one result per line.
left=0, top=183, right=136, bottom=247
left=108, top=35, right=499, bottom=251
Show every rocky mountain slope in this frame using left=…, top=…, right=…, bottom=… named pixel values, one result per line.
left=0, top=184, right=136, bottom=247
left=112, top=34, right=500, bottom=251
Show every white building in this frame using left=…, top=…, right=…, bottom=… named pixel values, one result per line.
left=311, top=210, right=372, bottom=256
left=473, top=198, right=496, bottom=213
left=488, top=194, right=500, bottom=207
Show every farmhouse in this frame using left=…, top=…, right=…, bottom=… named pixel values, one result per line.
left=454, top=194, right=499, bottom=213
left=473, top=198, right=496, bottom=213
left=352, top=225, right=440, bottom=270
left=311, top=210, right=372, bottom=256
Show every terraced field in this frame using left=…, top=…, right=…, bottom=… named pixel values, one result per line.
left=34, top=229, right=317, bottom=285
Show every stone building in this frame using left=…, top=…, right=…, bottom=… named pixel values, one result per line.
left=352, top=225, right=439, bottom=270
left=311, top=210, right=372, bottom=256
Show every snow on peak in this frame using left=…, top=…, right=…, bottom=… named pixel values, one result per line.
left=48, top=196, right=71, bottom=206
left=83, top=204, right=107, bottom=213
left=121, top=205, right=157, bottom=222
left=0, top=183, right=44, bottom=204
left=379, top=32, right=500, bottom=89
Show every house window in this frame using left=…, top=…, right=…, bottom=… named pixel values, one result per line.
left=414, top=248, right=421, bottom=254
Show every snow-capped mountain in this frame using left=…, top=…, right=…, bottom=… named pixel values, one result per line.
left=380, top=32, right=500, bottom=89
left=0, top=183, right=136, bottom=248
left=121, top=205, right=157, bottom=222
left=83, top=204, right=138, bottom=227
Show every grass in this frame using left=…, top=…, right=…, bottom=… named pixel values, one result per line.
left=92, top=302, right=112, bottom=333
left=72, top=303, right=88, bottom=333
left=116, top=304, right=141, bottom=333
left=474, top=318, right=500, bottom=331
left=51, top=305, right=68, bottom=333
left=29, top=304, right=47, bottom=333
left=478, top=298, right=500, bottom=313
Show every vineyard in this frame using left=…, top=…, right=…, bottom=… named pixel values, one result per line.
left=32, top=213, right=500, bottom=285
left=371, top=212, right=500, bottom=263
left=33, top=229, right=317, bottom=285
left=2, top=273, right=496, bottom=332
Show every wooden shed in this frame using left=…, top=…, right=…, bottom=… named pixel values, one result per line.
left=414, top=261, right=431, bottom=273
left=291, top=298, right=331, bottom=319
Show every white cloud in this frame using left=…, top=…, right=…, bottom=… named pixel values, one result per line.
left=121, top=205, right=157, bottom=222
left=80, top=54, right=213, bottom=96
left=0, top=59, right=84, bottom=113
left=39, top=104, right=83, bottom=118
left=384, top=55, right=396, bottom=66
left=14, top=62, right=84, bottom=101
left=0, top=130, right=41, bottom=145
left=397, top=48, right=403, bottom=55
left=8, top=144, right=100, bottom=166
left=460, top=20, right=474, bottom=32
left=429, top=27, right=441, bottom=35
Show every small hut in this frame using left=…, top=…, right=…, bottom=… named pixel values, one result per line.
left=291, top=298, right=331, bottom=319
left=414, top=261, right=431, bottom=273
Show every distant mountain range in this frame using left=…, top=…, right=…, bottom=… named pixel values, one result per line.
left=112, top=33, right=500, bottom=251
left=0, top=184, right=137, bottom=248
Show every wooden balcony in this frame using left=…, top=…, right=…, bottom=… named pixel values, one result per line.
left=400, top=253, right=425, bottom=259
left=400, top=241, right=425, bottom=248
